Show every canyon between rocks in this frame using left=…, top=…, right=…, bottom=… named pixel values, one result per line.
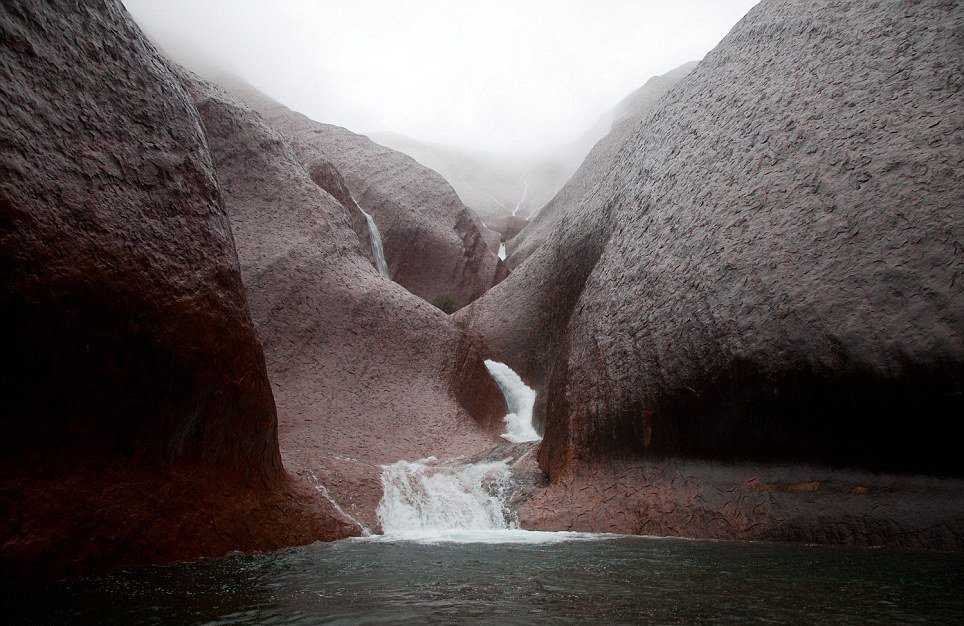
left=1, top=0, right=962, bottom=583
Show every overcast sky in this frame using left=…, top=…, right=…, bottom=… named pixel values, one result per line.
left=124, top=0, right=759, bottom=156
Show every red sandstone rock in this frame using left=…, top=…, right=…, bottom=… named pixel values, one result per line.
left=464, top=0, right=964, bottom=483
left=184, top=76, right=507, bottom=533
left=213, top=79, right=506, bottom=311
left=0, top=0, right=350, bottom=580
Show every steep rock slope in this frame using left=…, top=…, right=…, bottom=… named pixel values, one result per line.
left=454, top=64, right=699, bottom=399
left=0, top=0, right=347, bottom=579
left=466, top=0, right=962, bottom=487
left=537, top=0, right=963, bottom=477
left=217, top=80, right=507, bottom=310
left=184, top=76, right=506, bottom=532
left=506, top=62, right=698, bottom=268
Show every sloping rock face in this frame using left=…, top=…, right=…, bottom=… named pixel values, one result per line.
left=184, top=77, right=506, bottom=532
left=454, top=64, right=698, bottom=400
left=0, top=0, right=349, bottom=579
left=537, top=0, right=963, bottom=478
left=215, top=81, right=506, bottom=311
left=467, top=0, right=963, bottom=489
left=506, top=62, right=697, bottom=269
left=518, top=460, right=964, bottom=550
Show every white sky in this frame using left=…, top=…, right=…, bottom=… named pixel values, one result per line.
left=124, top=0, right=759, bottom=156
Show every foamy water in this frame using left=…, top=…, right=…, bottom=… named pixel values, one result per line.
left=484, top=359, right=540, bottom=443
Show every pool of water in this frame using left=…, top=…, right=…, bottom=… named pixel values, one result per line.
left=4, top=535, right=963, bottom=625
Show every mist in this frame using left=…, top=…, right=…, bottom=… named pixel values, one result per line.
left=122, top=0, right=759, bottom=158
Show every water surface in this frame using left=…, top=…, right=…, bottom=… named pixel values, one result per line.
left=4, top=536, right=962, bottom=625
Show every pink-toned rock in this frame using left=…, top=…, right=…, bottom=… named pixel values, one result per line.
left=215, top=80, right=507, bottom=311
left=518, top=460, right=964, bottom=550
left=184, top=76, right=507, bottom=532
left=0, top=0, right=349, bottom=580
left=465, top=0, right=963, bottom=492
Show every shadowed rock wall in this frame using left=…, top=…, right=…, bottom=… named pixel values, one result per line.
left=463, top=0, right=964, bottom=480
left=1, top=0, right=348, bottom=579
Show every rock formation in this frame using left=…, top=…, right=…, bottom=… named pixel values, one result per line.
left=183, top=75, right=507, bottom=533
left=506, top=61, right=698, bottom=268
left=215, top=81, right=507, bottom=311
left=464, top=0, right=963, bottom=540
left=369, top=132, right=576, bottom=234
left=0, top=0, right=351, bottom=579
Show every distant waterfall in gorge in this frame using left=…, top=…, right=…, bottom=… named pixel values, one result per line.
left=361, top=209, right=389, bottom=276
left=498, top=242, right=506, bottom=260
left=484, top=360, right=541, bottom=443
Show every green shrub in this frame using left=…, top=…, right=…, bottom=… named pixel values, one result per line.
left=432, top=294, right=459, bottom=314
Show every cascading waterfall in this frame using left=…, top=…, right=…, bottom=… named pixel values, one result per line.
left=370, top=360, right=574, bottom=543
left=498, top=242, right=506, bottom=260
left=376, top=457, right=517, bottom=534
left=484, top=359, right=541, bottom=443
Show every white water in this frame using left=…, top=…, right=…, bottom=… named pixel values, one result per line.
left=484, top=359, right=541, bottom=443
left=371, top=364, right=555, bottom=544
left=498, top=242, right=506, bottom=260
left=361, top=209, right=390, bottom=276
left=374, top=456, right=602, bottom=544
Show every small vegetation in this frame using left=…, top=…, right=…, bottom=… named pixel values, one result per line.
left=432, top=294, right=459, bottom=314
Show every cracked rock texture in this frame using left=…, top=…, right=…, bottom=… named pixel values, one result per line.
left=215, top=79, right=508, bottom=311
left=0, top=0, right=351, bottom=579
left=518, top=460, right=964, bottom=550
left=184, top=76, right=506, bottom=533
left=465, top=0, right=963, bottom=488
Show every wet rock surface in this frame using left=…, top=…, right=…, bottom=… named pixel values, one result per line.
left=185, top=77, right=506, bottom=533
left=465, top=0, right=963, bottom=542
left=0, top=0, right=347, bottom=579
left=216, top=79, right=506, bottom=311
left=519, top=460, right=964, bottom=550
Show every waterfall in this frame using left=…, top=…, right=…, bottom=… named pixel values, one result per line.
left=372, top=364, right=597, bottom=543
left=498, top=242, right=506, bottom=260
left=484, top=359, right=541, bottom=443
left=376, top=457, right=516, bottom=534
left=361, top=209, right=389, bottom=276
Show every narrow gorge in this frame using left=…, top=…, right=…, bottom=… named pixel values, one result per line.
left=2, top=0, right=962, bottom=623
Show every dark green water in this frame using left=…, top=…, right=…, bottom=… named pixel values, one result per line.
left=3, top=536, right=963, bottom=625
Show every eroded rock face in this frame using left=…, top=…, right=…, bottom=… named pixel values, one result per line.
left=518, top=460, right=964, bottom=550
left=0, top=0, right=348, bottom=579
left=213, top=80, right=506, bottom=311
left=184, top=76, right=507, bottom=532
left=454, top=63, right=699, bottom=399
left=466, top=0, right=964, bottom=483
